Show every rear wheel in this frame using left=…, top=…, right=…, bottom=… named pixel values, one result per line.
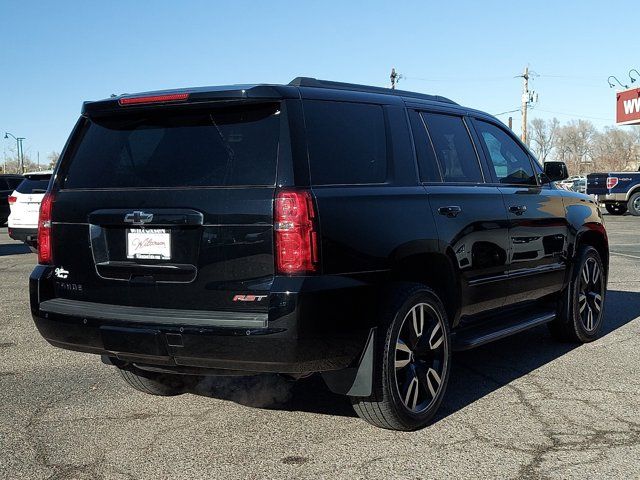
left=605, top=203, right=627, bottom=215
left=117, top=365, right=186, bottom=396
left=549, top=246, right=605, bottom=343
left=350, top=284, right=451, bottom=431
left=627, top=192, right=640, bottom=216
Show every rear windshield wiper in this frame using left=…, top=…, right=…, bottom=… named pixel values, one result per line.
left=31, top=189, right=47, bottom=193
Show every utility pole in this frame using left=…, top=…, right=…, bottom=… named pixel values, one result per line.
left=390, top=68, right=401, bottom=89
left=520, top=66, right=530, bottom=144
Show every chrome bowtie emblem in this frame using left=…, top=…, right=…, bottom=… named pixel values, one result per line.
left=124, top=211, right=153, bottom=225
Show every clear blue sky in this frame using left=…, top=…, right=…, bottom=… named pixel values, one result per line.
left=1, top=0, right=636, bottom=161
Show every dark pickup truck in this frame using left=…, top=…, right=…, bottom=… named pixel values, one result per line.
left=587, top=172, right=640, bottom=216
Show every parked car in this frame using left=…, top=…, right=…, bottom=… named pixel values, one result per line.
left=0, top=174, right=24, bottom=225
left=29, top=78, right=608, bottom=431
left=587, top=171, right=640, bottom=215
left=571, top=177, right=587, bottom=194
left=8, top=171, right=53, bottom=245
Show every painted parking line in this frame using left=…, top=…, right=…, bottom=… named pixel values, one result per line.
left=610, top=251, right=640, bottom=260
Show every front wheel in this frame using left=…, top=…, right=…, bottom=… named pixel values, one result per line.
left=350, top=284, right=451, bottom=431
left=549, top=246, right=606, bottom=343
left=605, top=203, right=627, bottom=215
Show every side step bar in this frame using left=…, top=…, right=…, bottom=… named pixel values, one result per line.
left=452, top=311, right=556, bottom=351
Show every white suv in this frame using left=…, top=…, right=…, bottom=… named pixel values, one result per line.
left=8, top=171, right=52, bottom=246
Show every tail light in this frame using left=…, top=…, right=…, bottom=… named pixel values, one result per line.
left=38, top=192, right=54, bottom=264
left=606, top=177, right=618, bottom=190
left=7, top=196, right=16, bottom=205
left=274, top=190, right=318, bottom=274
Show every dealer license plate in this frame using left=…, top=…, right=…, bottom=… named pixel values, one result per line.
left=126, top=229, right=171, bottom=260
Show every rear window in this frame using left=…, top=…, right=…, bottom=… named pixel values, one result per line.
left=16, top=176, right=51, bottom=194
left=304, top=100, right=387, bottom=185
left=62, top=104, right=281, bottom=189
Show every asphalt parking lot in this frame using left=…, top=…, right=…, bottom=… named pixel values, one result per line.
left=1, top=216, right=639, bottom=480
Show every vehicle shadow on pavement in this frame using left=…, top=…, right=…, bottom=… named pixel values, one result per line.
left=0, top=243, right=32, bottom=256
left=186, top=289, right=639, bottom=421
left=436, top=289, right=640, bottom=423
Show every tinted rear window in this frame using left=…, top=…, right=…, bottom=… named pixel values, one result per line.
left=304, top=100, right=387, bottom=185
left=421, top=113, right=483, bottom=183
left=16, top=176, right=51, bottom=194
left=63, top=104, right=281, bottom=189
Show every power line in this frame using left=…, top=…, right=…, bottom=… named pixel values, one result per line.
left=493, top=108, right=520, bottom=116
left=533, top=108, right=612, bottom=122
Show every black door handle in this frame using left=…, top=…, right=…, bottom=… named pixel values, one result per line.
left=438, top=206, right=462, bottom=218
left=509, top=205, right=527, bottom=215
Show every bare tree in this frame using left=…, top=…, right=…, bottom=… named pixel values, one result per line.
left=592, top=127, right=640, bottom=172
left=47, top=151, right=60, bottom=169
left=2, top=147, right=37, bottom=174
left=554, top=120, right=597, bottom=175
left=529, top=117, right=559, bottom=162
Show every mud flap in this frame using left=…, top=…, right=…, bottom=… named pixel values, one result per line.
left=321, top=328, right=375, bottom=397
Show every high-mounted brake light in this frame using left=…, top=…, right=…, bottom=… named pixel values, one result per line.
left=38, top=192, right=54, bottom=264
left=606, top=177, right=618, bottom=190
left=118, top=93, right=190, bottom=106
left=7, top=196, right=16, bottom=205
left=274, top=190, right=318, bottom=274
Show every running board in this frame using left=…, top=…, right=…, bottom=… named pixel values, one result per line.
left=452, top=311, right=556, bottom=351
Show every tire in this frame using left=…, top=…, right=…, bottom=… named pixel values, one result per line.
left=117, top=365, right=186, bottom=396
left=627, top=192, right=640, bottom=216
left=350, top=283, right=451, bottom=431
left=548, top=246, right=606, bottom=343
left=605, top=203, right=627, bottom=215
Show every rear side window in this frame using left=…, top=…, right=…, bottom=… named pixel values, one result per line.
left=421, top=113, right=483, bottom=183
left=16, top=176, right=51, bottom=194
left=473, top=120, right=537, bottom=185
left=63, top=104, right=281, bottom=189
left=304, top=100, right=387, bottom=185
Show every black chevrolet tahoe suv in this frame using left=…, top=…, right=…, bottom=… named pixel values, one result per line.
left=30, top=78, right=609, bottom=431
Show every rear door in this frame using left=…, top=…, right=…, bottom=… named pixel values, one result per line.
left=410, top=110, right=511, bottom=319
left=471, top=118, right=568, bottom=304
left=51, top=102, right=286, bottom=312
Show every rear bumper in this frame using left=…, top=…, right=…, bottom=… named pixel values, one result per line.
left=595, top=193, right=626, bottom=203
left=8, top=227, right=38, bottom=244
left=30, top=266, right=378, bottom=374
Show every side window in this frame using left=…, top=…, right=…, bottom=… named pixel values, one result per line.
left=474, top=120, right=537, bottom=185
left=421, top=113, right=483, bottom=183
left=408, top=110, right=441, bottom=182
left=0, top=179, right=8, bottom=190
left=304, top=100, right=387, bottom=185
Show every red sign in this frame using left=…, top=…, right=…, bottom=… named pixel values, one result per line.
left=616, top=87, right=640, bottom=125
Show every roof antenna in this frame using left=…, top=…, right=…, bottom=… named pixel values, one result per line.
left=390, top=68, right=402, bottom=89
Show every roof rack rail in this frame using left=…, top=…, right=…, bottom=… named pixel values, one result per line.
left=288, top=77, right=458, bottom=105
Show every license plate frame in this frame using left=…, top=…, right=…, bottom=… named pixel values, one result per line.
left=126, top=228, right=171, bottom=260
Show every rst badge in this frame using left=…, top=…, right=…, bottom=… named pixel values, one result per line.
left=233, top=294, right=267, bottom=302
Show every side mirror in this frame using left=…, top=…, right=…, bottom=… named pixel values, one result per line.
left=543, top=161, right=569, bottom=182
